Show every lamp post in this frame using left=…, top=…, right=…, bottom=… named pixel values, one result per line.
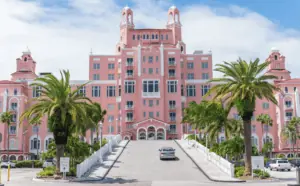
left=109, top=119, right=112, bottom=135
left=120, top=117, right=122, bottom=134
left=115, top=118, right=118, bottom=135
left=99, top=121, right=103, bottom=147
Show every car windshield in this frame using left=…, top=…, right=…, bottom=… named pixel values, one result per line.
left=278, top=160, right=288, bottom=163
left=45, top=159, right=53, bottom=162
left=162, top=148, right=174, bottom=151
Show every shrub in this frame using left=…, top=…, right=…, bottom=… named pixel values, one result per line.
left=37, top=166, right=55, bottom=177
left=66, top=167, right=76, bottom=177
left=16, top=160, right=43, bottom=168
left=253, top=169, right=270, bottom=178
left=234, top=166, right=245, bottom=177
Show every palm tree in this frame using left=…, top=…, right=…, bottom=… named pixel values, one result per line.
left=20, top=70, right=92, bottom=174
left=257, top=114, right=273, bottom=157
left=0, top=111, right=13, bottom=160
left=281, top=117, right=300, bottom=157
left=206, top=58, right=279, bottom=175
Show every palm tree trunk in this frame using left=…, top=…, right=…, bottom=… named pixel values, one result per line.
left=96, top=124, right=99, bottom=142
left=56, top=144, right=64, bottom=175
left=243, top=119, right=252, bottom=176
left=7, top=124, right=9, bottom=161
left=90, top=129, right=93, bottom=145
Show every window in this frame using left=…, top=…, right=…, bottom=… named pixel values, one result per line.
left=251, top=136, right=258, bottom=146
left=152, top=34, right=154, bottom=39
left=187, top=62, right=194, bottom=69
left=148, top=68, right=153, bottom=74
left=274, top=55, right=278, bottom=60
left=107, top=104, right=114, bottom=110
left=156, top=56, right=159, bottom=62
left=92, top=86, right=100, bottom=97
left=132, top=35, right=135, bottom=40
left=181, top=85, right=184, bottom=96
left=169, top=100, right=176, bottom=108
left=11, top=114, right=17, bottom=122
left=156, top=68, right=159, bottom=74
left=168, top=58, right=175, bottom=65
left=126, top=70, right=133, bottom=77
left=202, top=62, right=208, bottom=69
left=262, top=102, right=269, bottom=109
left=201, top=85, right=210, bottom=96
left=202, top=73, right=209, bottom=80
left=137, top=35, right=140, bottom=40
left=31, top=138, right=40, bottom=149
left=108, top=126, right=114, bottom=133
left=187, top=73, right=194, bottom=80
left=167, top=81, right=177, bottom=93
left=155, top=34, right=158, bottom=39
left=11, top=103, right=17, bottom=110
left=285, top=100, right=292, bottom=108
left=156, top=100, right=159, bottom=105
left=149, top=100, right=153, bottom=107
left=125, top=81, right=135, bottom=93
left=169, top=69, right=175, bottom=77
left=126, top=101, right=133, bottom=108
left=263, top=125, right=270, bottom=132
left=108, top=63, right=115, bottom=69
left=108, top=115, right=114, bottom=122
left=149, top=112, right=154, bottom=118
left=143, top=80, right=159, bottom=93
left=93, top=74, right=100, bottom=80
left=166, top=34, right=168, bottom=40
left=285, top=87, right=288, bottom=93
left=32, top=86, right=41, bottom=98
left=108, top=74, right=114, bottom=80
left=148, top=56, right=153, bottom=63
left=106, top=86, right=116, bottom=97
left=45, top=138, right=53, bottom=150
left=143, top=112, right=146, bottom=117
left=156, top=112, right=160, bottom=117
left=13, top=88, right=18, bottom=95
left=252, top=125, right=256, bottom=133
left=233, top=114, right=240, bottom=120
left=93, top=63, right=100, bottom=69
left=78, top=86, right=86, bottom=96
left=146, top=35, right=149, bottom=39
left=263, top=136, right=273, bottom=144
left=127, top=58, right=133, bottom=65
left=9, top=126, right=16, bottom=134
left=143, top=34, right=146, bottom=39
left=32, top=126, right=39, bottom=133
left=286, top=112, right=293, bottom=120
left=126, top=112, right=133, bottom=120
left=170, top=124, right=176, bottom=133
left=186, top=85, right=196, bottom=97
left=169, top=112, right=176, bottom=121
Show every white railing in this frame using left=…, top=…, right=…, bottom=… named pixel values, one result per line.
left=76, top=134, right=122, bottom=178
left=188, top=140, right=235, bottom=178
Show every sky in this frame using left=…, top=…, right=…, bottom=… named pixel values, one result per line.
left=0, top=0, right=300, bottom=80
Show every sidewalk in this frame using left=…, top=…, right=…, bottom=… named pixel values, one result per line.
left=73, top=140, right=129, bottom=182
left=176, top=140, right=243, bottom=182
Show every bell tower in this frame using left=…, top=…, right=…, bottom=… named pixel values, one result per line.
left=117, top=6, right=135, bottom=53
left=11, top=49, right=38, bottom=81
left=265, top=47, right=291, bottom=80
left=166, top=5, right=182, bottom=45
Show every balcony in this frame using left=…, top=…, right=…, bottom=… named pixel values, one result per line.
left=169, top=105, right=176, bottom=110
left=125, top=117, right=134, bottom=122
left=9, top=130, right=16, bottom=135
left=168, top=129, right=177, bottom=134
left=126, top=63, right=134, bottom=67
left=169, top=118, right=176, bottom=123
left=125, top=105, right=134, bottom=110
left=285, top=116, right=292, bottom=121
left=168, top=74, right=176, bottom=78
left=168, top=62, right=176, bottom=67
left=125, top=74, right=134, bottom=79
left=9, top=107, right=18, bottom=112
left=142, top=91, right=160, bottom=98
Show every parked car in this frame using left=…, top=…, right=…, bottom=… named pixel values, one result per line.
left=43, top=158, right=55, bottom=168
left=159, top=147, right=176, bottom=160
left=289, top=159, right=300, bottom=168
left=1, top=160, right=16, bottom=168
left=269, top=159, right=292, bottom=171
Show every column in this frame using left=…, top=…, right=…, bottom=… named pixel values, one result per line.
left=160, top=44, right=164, bottom=76
left=138, top=44, right=141, bottom=76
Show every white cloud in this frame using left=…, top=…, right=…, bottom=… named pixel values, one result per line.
left=0, top=0, right=299, bottom=80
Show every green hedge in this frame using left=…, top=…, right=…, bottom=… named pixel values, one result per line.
left=253, top=169, right=270, bottom=178
left=234, top=166, right=245, bottom=177
left=37, top=166, right=55, bottom=177
left=15, top=160, right=43, bottom=168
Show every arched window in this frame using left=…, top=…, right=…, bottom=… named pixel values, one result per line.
left=146, top=35, right=149, bottom=39
left=128, top=14, right=132, bottom=24
left=137, top=35, right=140, bottom=40
left=93, top=138, right=97, bottom=144
left=251, top=136, right=258, bottom=146
left=118, top=47, right=121, bottom=52
left=274, top=55, right=278, bottom=60
left=10, top=155, right=16, bottom=161
left=24, top=57, right=27, bottom=62
left=220, top=136, right=225, bottom=142
left=132, top=35, right=135, bottom=40
left=263, top=136, right=273, bottom=144
left=45, top=138, right=53, bottom=150
left=9, top=139, right=17, bottom=150
left=181, top=46, right=184, bottom=53
left=155, top=34, right=158, bottom=39
left=30, top=138, right=40, bottom=149
left=152, top=34, right=154, bottom=39
left=143, top=34, right=146, bottom=39
left=175, top=13, right=179, bottom=22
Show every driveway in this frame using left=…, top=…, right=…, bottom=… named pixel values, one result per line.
left=103, top=140, right=210, bottom=184
left=266, top=167, right=297, bottom=181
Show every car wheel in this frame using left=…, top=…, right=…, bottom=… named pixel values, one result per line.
left=288, top=169, right=291, bottom=171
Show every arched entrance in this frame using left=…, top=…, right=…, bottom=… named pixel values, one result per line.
left=147, top=126, right=156, bottom=140
left=157, top=128, right=165, bottom=140
left=138, top=128, right=147, bottom=140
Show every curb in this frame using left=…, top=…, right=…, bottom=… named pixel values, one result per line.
left=174, top=140, right=245, bottom=183
left=32, top=177, right=70, bottom=183
left=72, top=140, right=130, bottom=182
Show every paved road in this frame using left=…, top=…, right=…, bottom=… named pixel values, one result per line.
left=104, top=140, right=210, bottom=184
left=266, top=167, right=297, bottom=181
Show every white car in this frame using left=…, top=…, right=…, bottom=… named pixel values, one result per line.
left=1, top=161, right=16, bottom=168
left=269, top=159, right=292, bottom=171
left=43, top=159, right=55, bottom=168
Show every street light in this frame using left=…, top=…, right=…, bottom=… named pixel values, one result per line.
left=99, top=121, right=103, bottom=147
left=109, top=119, right=112, bottom=135
left=115, top=118, right=118, bottom=135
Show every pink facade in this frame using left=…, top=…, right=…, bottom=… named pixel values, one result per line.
left=0, top=6, right=298, bottom=160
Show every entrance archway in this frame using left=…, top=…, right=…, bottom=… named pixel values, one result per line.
left=147, top=126, right=156, bottom=140
left=137, top=128, right=147, bottom=140
left=139, top=133, right=146, bottom=140
left=157, top=128, right=165, bottom=140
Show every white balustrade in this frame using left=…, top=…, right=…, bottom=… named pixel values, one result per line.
left=76, top=134, right=122, bottom=178
left=188, top=140, right=235, bottom=178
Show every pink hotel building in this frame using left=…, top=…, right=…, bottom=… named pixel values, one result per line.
left=0, top=6, right=299, bottom=160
